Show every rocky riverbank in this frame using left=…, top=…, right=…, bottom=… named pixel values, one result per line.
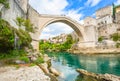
left=0, top=66, right=50, bottom=81
left=0, top=48, right=60, bottom=81
left=69, top=48, right=120, bottom=54
left=76, top=69, right=120, bottom=81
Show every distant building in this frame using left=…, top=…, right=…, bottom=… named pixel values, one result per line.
left=83, top=4, right=120, bottom=47
left=49, top=33, right=67, bottom=44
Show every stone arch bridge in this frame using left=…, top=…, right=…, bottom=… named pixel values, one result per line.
left=28, top=6, right=96, bottom=51
left=0, top=0, right=96, bottom=51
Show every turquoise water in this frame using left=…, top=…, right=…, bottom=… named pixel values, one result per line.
left=47, top=52, right=120, bottom=81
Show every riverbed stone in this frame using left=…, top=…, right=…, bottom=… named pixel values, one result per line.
left=0, top=66, right=50, bottom=81
left=76, top=69, right=120, bottom=81
left=38, top=63, right=50, bottom=74
left=15, top=60, right=26, bottom=64
left=49, top=67, right=60, bottom=76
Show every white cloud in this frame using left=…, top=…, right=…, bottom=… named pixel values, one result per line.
left=79, top=20, right=84, bottom=25
left=39, top=33, right=56, bottom=39
left=40, top=23, right=73, bottom=39
left=29, top=0, right=68, bottom=15
left=66, top=8, right=84, bottom=22
left=85, top=0, right=101, bottom=7
left=115, top=0, right=120, bottom=5
left=43, top=27, right=54, bottom=33
left=29, top=0, right=84, bottom=21
left=29, top=0, right=84, bottom=39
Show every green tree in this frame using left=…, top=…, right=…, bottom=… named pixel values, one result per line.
left=24, top=19, right=34, bottom=32
left=0, top=0, right=9, bottom=8
left=112, top=3, right=116, bottom=20
left=111, top=33, right=120, bottom=48
left=111, top=33, right=120, bottom=42
left=63, top=35, right=74, bottom=50
left=0, top=19, right=14, bottom=52
left=98, top=36, right=103, bottom=42
left=15, top=17, right=33, bottom=49
left=14, top=28, right=32, bottom=48
left=39, top=34, right=74, bottom=52
left=16, top=17, right=24, bottom=27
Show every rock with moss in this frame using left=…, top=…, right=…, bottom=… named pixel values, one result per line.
left=76, top=69, right=120, bottom=81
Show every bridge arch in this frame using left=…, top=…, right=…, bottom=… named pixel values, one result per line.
left=28, top=7, right=87, bottom=51
left=38, top=17, right=86, bottom=42
left=29, top=15, right=87, bottom=51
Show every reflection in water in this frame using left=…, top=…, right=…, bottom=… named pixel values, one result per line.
left=47, top=52, right=120, bottom=81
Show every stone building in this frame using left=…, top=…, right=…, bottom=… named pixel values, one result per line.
left=116, top=5, right=120, bottom=13
left=83, top=17, right=98, bottom=47
left=49, top=33, right=67, bottom=44
left=83, top=4, right=120, bottom=48
left=96, top=5, right=117, bottom=39
left=116, top=5, right=120, bottom=24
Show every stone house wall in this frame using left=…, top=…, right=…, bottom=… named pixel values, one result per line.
left=96, top=5, right=113, bottom=19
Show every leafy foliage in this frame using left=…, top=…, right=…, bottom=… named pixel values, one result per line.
left=19, top=56, right=30, bottom=63
left=0, top=0, right=9, bottom=8
left=111, top=33, right=120, bottom=42
left=63, top=35, right=74, bottom=49
left=111, top=33, right=120, bottom=48
left=14, top=28, right=32, bottom=48
left=98, top=36, right=103, bottom=42
left=116, top=43, right=120, bottom=48
left=24, top=19, right=34, bottom=32
left=0, top=49, right=26, bottom=59
left=15, top=17, right=34, bottom=48
left=0, top=19, right=14, bottom=52
left=33, top=57, right=44, bottom=64
left=0, top=18, right=33, bottom=52
left=16, top=17, right=24, bottom=27
left=16, top=17, right=34, bottom=32
left=39, top=34, right=74, bottom=52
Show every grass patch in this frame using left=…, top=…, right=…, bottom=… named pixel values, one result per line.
left=19, top=56, right=29, bottom=63
left=0, top=50, right=26, bottom=60
left=29, top=63, right=36, bottom=67
left=34, top=57, right=44, bottom=64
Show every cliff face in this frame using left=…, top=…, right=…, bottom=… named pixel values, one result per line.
left=0, top=0, right=27, bottom=29
left=15, top=0, right=28, bottom=13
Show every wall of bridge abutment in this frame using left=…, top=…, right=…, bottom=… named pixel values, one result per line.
left=28, top=5, right=97, bottom=51
left=31, top=40, right=40, bottom=52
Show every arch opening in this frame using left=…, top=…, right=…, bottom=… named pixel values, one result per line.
left=39, top=19, right=84, bottom=41
left=31, top=17, right=86, bottom=51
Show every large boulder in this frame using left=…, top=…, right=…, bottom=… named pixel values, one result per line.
left=38, top=63, right=49, bottom=74
left=76, top=69, right=120, bottom=81
left=49, top=67, right=60, bottom=76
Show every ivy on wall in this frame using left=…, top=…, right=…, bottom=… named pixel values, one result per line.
left=0, top=19, right=14, bottom=51
left=0, top=18, right=33, bottom=52
left=0, top=0, right=9, bottom=8
left=16, top=17, right=34, bottom=33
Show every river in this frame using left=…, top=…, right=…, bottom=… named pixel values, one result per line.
left=47, top=52, right=120, bottom=81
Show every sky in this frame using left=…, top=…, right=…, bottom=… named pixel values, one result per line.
left=29, top=0, right=120, bottom=39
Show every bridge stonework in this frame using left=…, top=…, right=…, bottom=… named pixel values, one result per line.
left=1, top=0, right=97, bottom=51
left=28, top=6, right=97, bottom=51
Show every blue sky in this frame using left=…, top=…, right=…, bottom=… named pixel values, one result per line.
left=29, top=0, right=120, bottom=39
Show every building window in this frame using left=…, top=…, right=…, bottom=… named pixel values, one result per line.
left=101, top=22, right=103, bottom=24
left=105, top=31, right=107, bottom=34
left=98, top=23, right=99, bottom=25
left=87, top=22, right=89, bottom=24
left=105, top=21, right=107, bottom=24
